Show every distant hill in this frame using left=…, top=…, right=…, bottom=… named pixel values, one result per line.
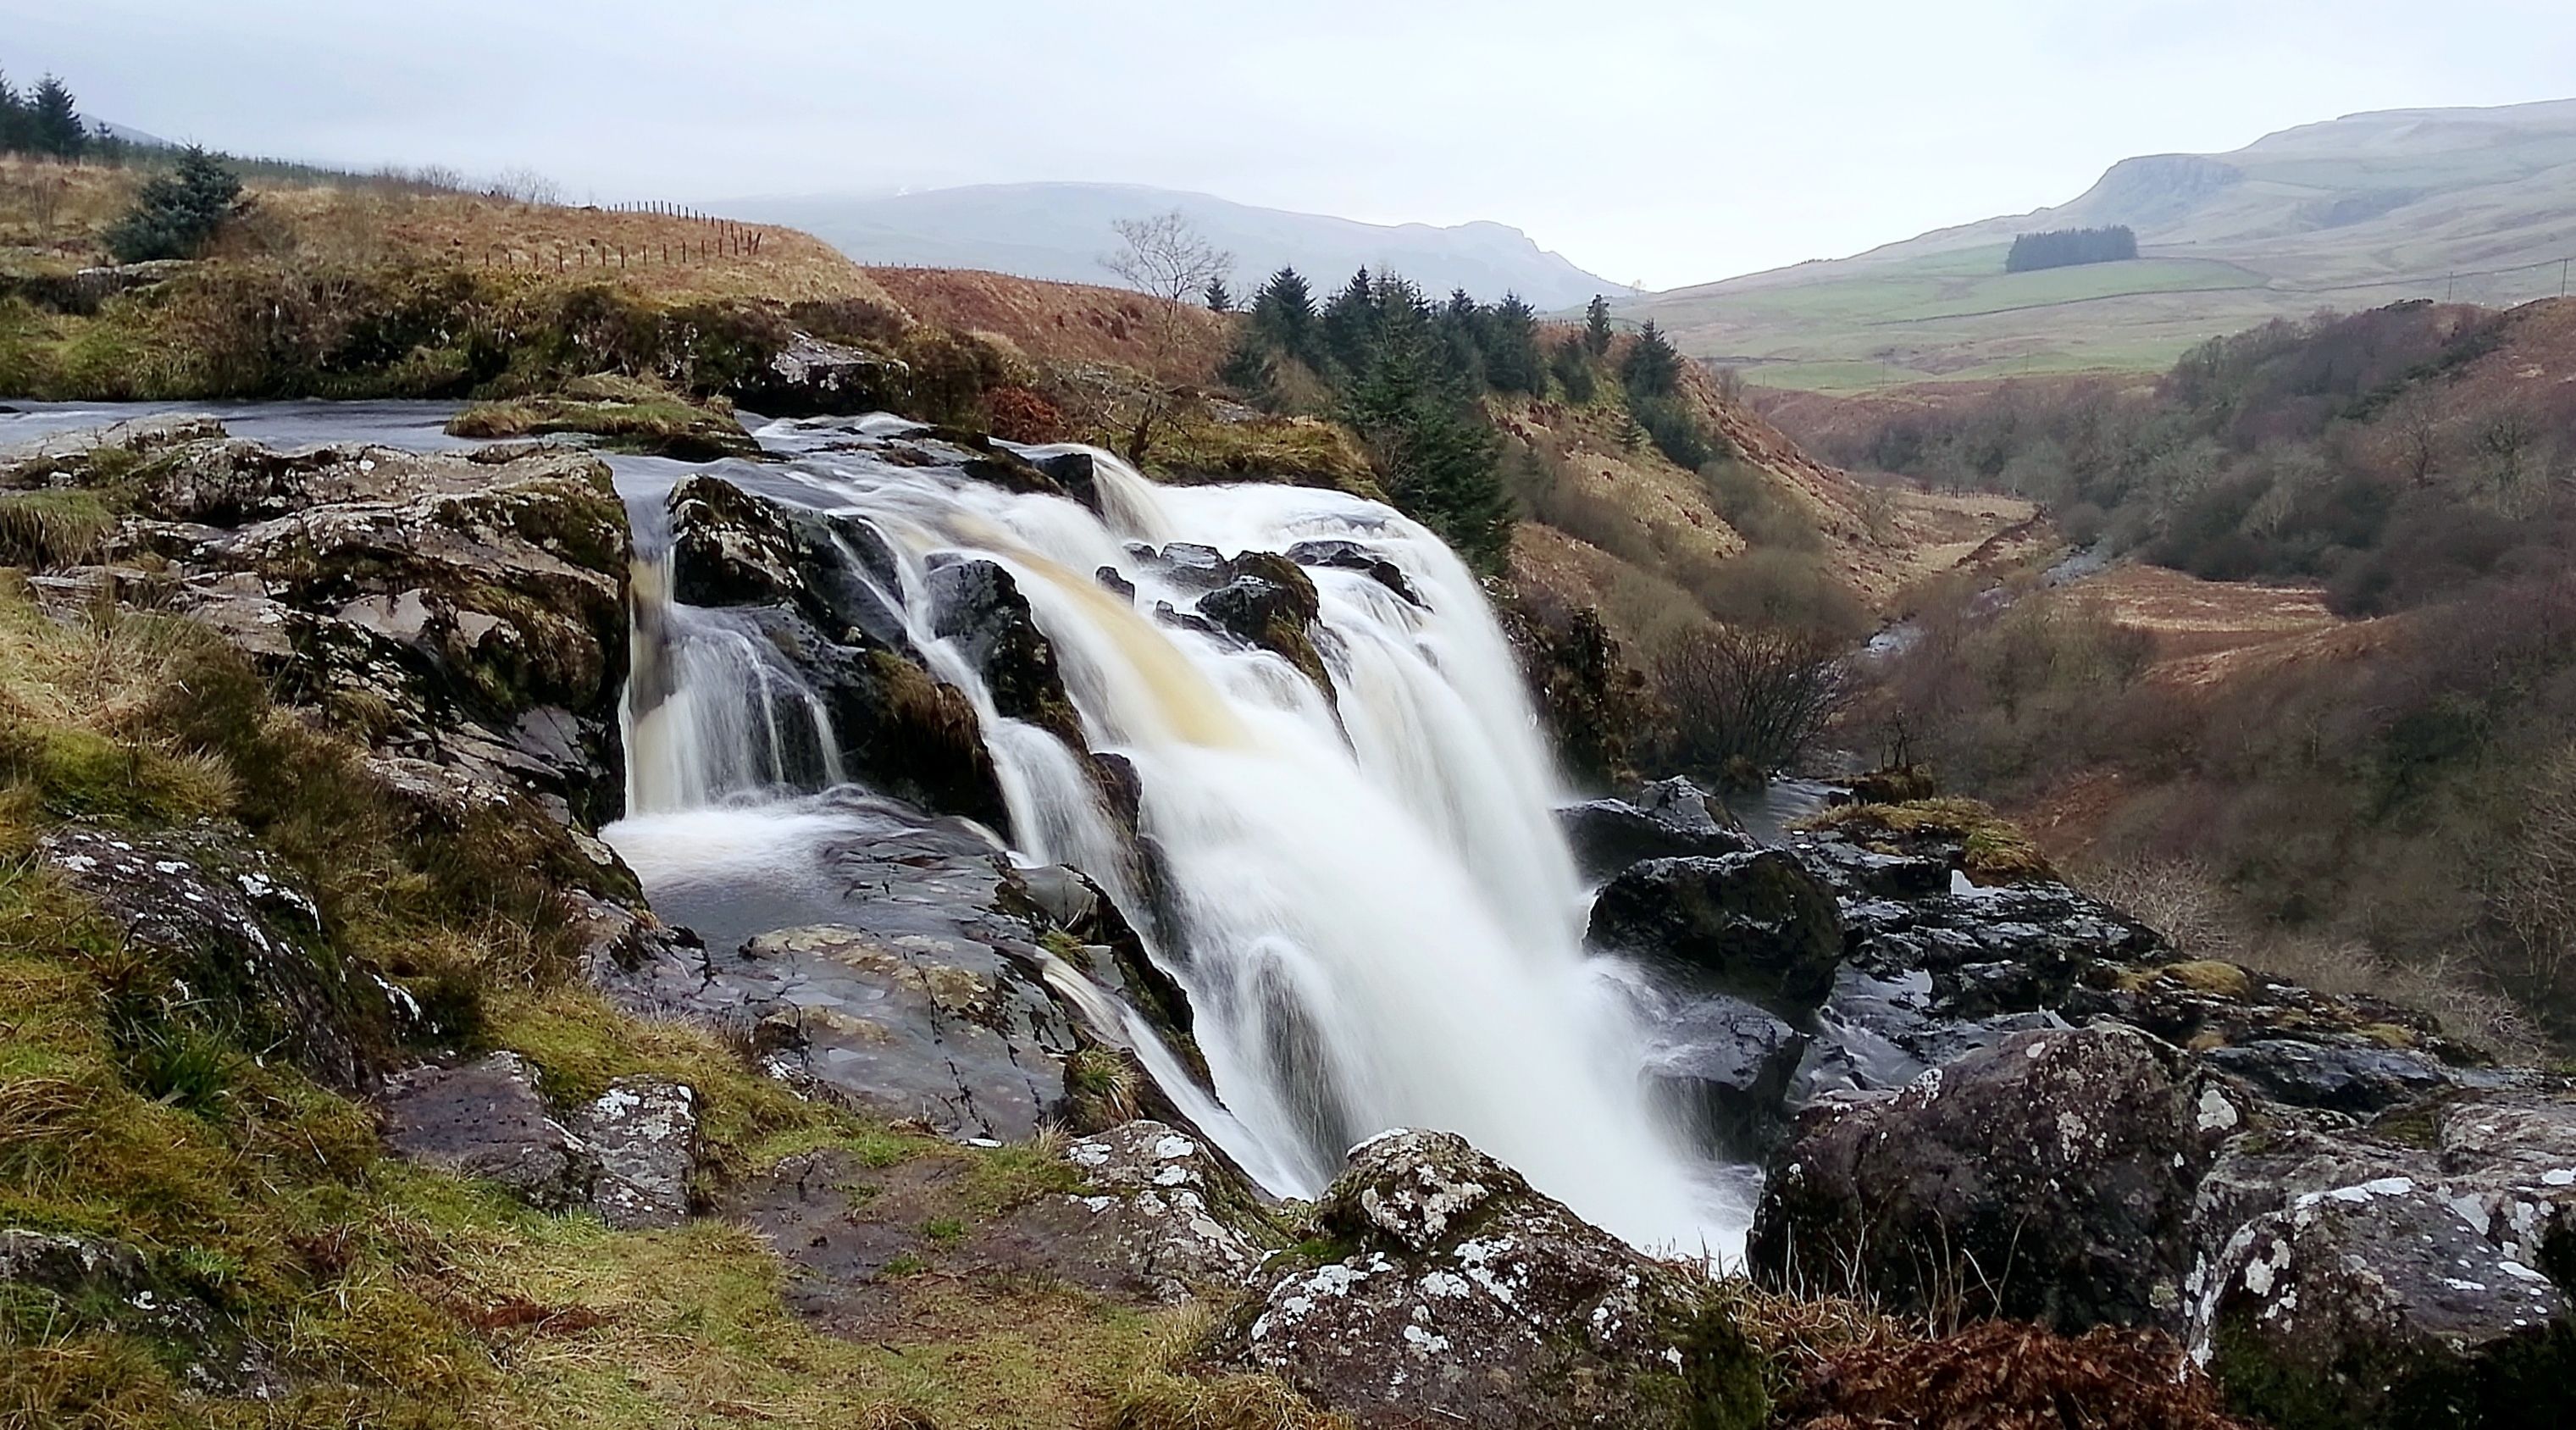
left=734, top=182, right=1623, bottom=310
left=1621, top=98, right=2576, bottom=391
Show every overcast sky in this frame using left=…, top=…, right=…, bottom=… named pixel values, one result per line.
left=10, top=1, right=2573, bottom=288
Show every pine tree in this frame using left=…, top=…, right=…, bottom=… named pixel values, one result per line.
left=0, top=73, right=27, bottom=155
left=1620, top=319, right=1682, bottom=398
left=1480, top=294, right=1543, bottom=396
left=1204, top=277, right=1233, bottom=312
left=1584, top=295, right=1614, bottom=356
left=104, top=147, right=242, bottom=263
left=30, top=75, right=85, bottom=158
left=1320, top=268, right=1377, bottom=374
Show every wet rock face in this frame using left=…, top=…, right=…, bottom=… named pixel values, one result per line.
left=1559, top=776, right=1754, bottom=884
left=1750, top=1026, right=2204, bottom=1334
left=36, top=823, right=406, bottom=1087
left=659, top=473, right=1018, bottom=829
left=590, top=795, right=1191, bottom=1146
left=1587, top=850, right=1844, bottom=1018
left=1284, top=538, right=1421, bottom=606
left=1641, top=993, right=1809, bottom=1156
left=740, top=924, right=1076, bottom=1141
left=926, top=557, right=1081, bottom=745
left=1213, top=1129, right=1768, bottom=1430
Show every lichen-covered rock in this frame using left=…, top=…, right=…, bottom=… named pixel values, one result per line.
left=970, top=1121, right=1271, bottom=1304
left=25, top=430, right=637, bottom=829
left=36, top=823, right=407, bottom=1087
left=572, top=1078, right=700, bottom=1231
left=2192, top=1172, right=2575, bottom=1430
left=1212, top=1129, right=1768, bottom=1430
left=1587, top=850, right=1844, bottom=1018
left=0, top=1228, right=280, bottom=1394
left=1558, top=776, right=1754, bottom=884
left=1751, top=1025, right=2203, bottom=1334
left=379, top=1053, right=599, bottom=1211
left=735, top=332, right=904, bottom=417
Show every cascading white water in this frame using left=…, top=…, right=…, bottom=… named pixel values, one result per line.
left=607, top=425, right=1746, bottom=1255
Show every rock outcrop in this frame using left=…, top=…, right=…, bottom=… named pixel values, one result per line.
left=8, top=420, right=634, bottom=829
left=658, top=470, right=1017, bottom=828
left=377, top=1053, right=702, bottom=1229
left=1559, top=776, right=1753, bottom=884
left=1211, top=1129, right=1768, bottom=1430
left=1750, top=1025, right=2204, bottom=1333
left=1587, top=849, right=1845, bottom=1017
left=36, top=823, right=409, bottom=1087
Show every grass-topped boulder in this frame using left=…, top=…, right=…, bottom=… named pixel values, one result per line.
left=1803, top=795, right=2054, bottom=884
left=447, top=374, right=761, bottom=462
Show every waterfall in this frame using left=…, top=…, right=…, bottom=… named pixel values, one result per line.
left=607, top=425, right=1746, bottom=1255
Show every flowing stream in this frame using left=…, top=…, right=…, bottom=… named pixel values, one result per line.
left=601, top=417, right=1745, bottom=1255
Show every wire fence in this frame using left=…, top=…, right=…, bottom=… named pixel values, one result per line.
left=476, top=200, right=773, bottom=273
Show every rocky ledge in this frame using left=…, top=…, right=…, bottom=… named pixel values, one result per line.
left=1576, top=779, right=2576, bottom=1427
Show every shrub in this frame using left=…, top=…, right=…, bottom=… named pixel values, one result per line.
left=102, top=147, right=242, bottom=263
left=1649, top=624, right=1853, bottom=785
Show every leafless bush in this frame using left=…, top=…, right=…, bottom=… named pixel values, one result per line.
left=1100, top=209, right=1233, bottom=458
left=485, top=167, right=562, bottom=206
left=1650, top=624, right=1854, bottom=784
left=2076, top=854, right=2242, bottom=960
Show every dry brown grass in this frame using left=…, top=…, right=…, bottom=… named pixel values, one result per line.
left=238, top=186, right=895, bottom=306
left=868, top=266, right=1233, bottom=379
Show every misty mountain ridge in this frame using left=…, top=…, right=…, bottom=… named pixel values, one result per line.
left=733, top=181, right=1624, bottom=309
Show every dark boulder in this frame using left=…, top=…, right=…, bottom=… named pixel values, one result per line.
left=1197, top=550, right=1330, bottom=692
left=1559, top=776, right=1754, bottom=884
left=733, top=332, right=902, bottom=417
left=926, top=557, right=1082, bottom=745
left=1211, top=1128, right=1768, bottom=1430
left=1587, top=850, right=1844, bottom=1018
left=1750, top=1025, right=2205, bottom=1334
left=379, top=1053, right=601, bottom=1212
left=1641, top=993, right=1809, bottom=1155
left=1284, top=538, right=1422, bottom=605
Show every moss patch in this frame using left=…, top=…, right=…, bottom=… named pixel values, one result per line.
left=1803, top=797, right=2056, bottom=883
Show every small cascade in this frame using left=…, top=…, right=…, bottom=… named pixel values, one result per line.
left=608, top=423, right=1747, bottom=1255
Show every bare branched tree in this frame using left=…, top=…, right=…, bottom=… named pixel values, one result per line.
left=1650, top=624, right=1854, bottom=785
left=1101, top=209, right=1233, bottom=462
